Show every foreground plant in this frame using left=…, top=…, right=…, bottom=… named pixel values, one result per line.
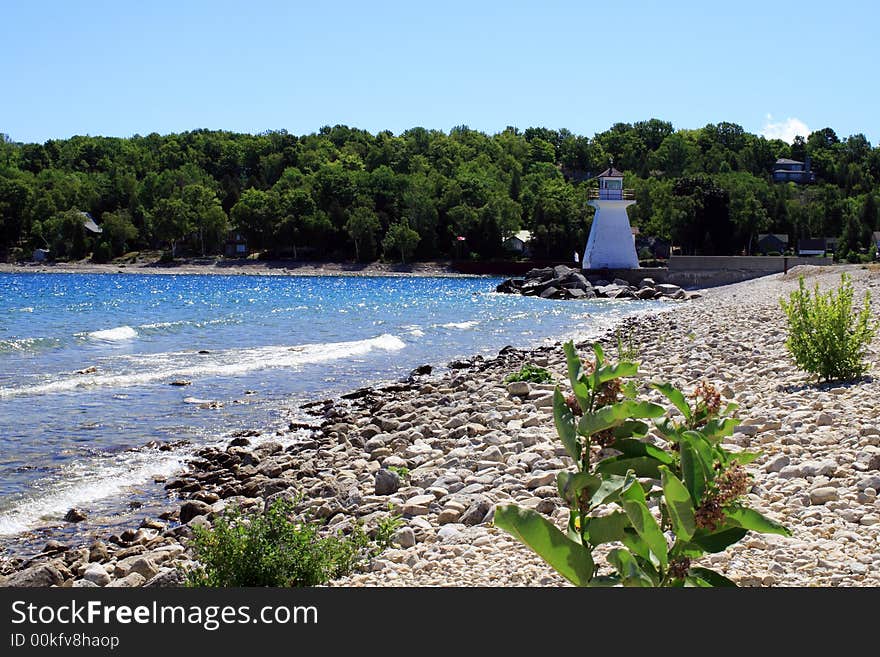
left=185, top=499, right=388, bottom=587
left=494, top=341, right=789, bottom=587
left=780, top=272, right=876, bottom=382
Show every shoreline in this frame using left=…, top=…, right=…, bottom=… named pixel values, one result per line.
left=0, top=259, right=469, bottom=278
left=2, top=265, right=879, bottom=587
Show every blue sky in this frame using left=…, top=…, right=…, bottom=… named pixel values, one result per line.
left=2, top=0, right=878, bottom=144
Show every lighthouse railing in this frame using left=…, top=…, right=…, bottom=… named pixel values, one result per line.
left=588, top=189, right=635, bottom=200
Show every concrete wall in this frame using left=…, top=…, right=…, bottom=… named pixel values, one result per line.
left=668, top=255, right=831, bottom=272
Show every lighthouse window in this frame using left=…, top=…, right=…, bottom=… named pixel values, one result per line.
left=606, top=179, right=622, bottom=189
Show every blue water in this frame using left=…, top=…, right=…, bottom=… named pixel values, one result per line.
left=0, top=272, right=660, bottom=543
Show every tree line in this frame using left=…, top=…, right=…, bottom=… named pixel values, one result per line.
left=1, top=120, right=878, bottom=263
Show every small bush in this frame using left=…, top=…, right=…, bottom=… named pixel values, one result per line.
left=91, top=242, right=112, bottom=263
left=780, top=273, right=876, bottom=382
left=185, top=499, right=375, bottom=587
left=158, top=250, right=175, bottom=263
left=504, top=363, right=553, bottom=384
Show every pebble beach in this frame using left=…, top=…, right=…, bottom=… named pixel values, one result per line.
left=2, top=264, right=879, bottom=588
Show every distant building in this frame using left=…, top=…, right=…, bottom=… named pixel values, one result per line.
left=797, top=238, right=827, bottom=256
left=502, top=230, right=532, bottom=255
left=756, top=233, right=789, bottom=254
left=224, top=232, right=248, bottom=257
left=32, top=248, right=50, bottom=262
left=772, top=157, right=815, bottom=184
left=78, top=211, right=103, bottom=234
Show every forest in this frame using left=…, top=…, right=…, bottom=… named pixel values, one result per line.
left=0, top=119, right=878, bottom=263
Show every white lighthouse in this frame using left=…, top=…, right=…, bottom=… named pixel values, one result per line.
left=582, top=167, right=639, bottom=269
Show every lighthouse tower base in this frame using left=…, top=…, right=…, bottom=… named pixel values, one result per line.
left=582, top=199, right=639, bottom=269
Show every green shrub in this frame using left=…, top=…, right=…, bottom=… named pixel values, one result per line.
left=185, top=499, right=376, bottom=587
left=780, top=273, right=876, bottom=382
left=504, top=363, right=553, bottom=384
left=494, top=341, right=789, bottom=587
left=158, top=250, right=175, bottom=263
left=387, top=465, right=410, bottom=481
left=91, top=242, right=112, bottom=263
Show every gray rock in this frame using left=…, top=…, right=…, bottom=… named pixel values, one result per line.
left=88, top=541, right=109, bottom=563
left=506, top=381, right=530, bottom=397
left=460, top=496, right=493, bottom=526
left=526, top=471, right=556, bottom=489
left=128, top=557, right=159, bottom=580
left=64, top=507, right=87, bottom=523
left=374, top=468, right=401, bottom=495
left=655, top=283, right=683, bottom=297
left=1, top=563, right=65, bottom=587
left=392, top=527, right=416, bottom=548
left=179, top=500, right=213, bottom=523
left=71, top=579, right=99, bottom=588
left=82, top=563, right=111, bottom=587
left=816, top=413, right=834, bottom=426
left=638, top=278, right=656, bottom=288
left=143, top=568, right=186, bottom=588
left=857, top=475, right=880, bottom=491
left=809, top=487, right=838, bottom=505
left=539, top=286, right=559, bottom=299
left=765, top=455, right=790, bottom=473
left=107, top=572, right=146, bottom=588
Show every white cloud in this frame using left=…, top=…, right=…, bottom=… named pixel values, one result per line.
left=761, top=114, right=810, bottom=143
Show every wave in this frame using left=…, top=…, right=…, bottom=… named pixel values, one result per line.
left=0, top=450, right=185, bottom=536
left=437, top=320, right=479, bottom=330
left=87, top=326, right=138, bottom=341
left=0, top=334, right=407, bottom=398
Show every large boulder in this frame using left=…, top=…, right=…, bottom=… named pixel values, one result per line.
left=655, top=283, right=683, bottom=297
left=1, top=563, right=65, bottom=587
left=523, top=267, right=554, bottom=281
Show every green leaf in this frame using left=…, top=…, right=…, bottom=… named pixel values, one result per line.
left=620, top=481, right=668, bottom=568
left=729, top=450, right=762, bottom=466
left=607, top=548, right=653, bottom=587
left=702, top=417, right=740, bottom=444
left=595, top=361, right=638, bottom=386
left=621, top=529, right=652, bottom=562
left=592, top=342, right=605, bottom=366
left=612, top=420, right=651, bottom=439
left=586, top=512, right=629, bottom=546
left=563, top=342, right=589, bottom=409
left=725, top=507, right=791, bottom=536
left=589, top=472, right=636, bottom=506
left=688, top=566, right=738, bottom=587
left=553, top=388, right=581, bottom=462
left=595, top=455, right=663, bottom=479
left=578, top=400, right=666, bottom=436
left=651, top=382, right=691, bottom=419
left=556, top=471, right=600, bottom=507
left=659, top=466, right=696, bottom=541
left=621, top=381, right=638, bottom=399
left=689, top=527, right=747, bottom=553
left=612, top=438, right=674, bottom=464
left=494, top=505, right=595, bottom=586
left=684, top=575, right=712, bottom=587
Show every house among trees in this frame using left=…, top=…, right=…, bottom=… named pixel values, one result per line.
left=502, top=230, right=532, bottom=256
left=224, top=231, right=248, bottom=257
left=756, top=233, right=789, bottom=254
left=772, top=157, right=815, bottom=184
left=797, top=238, right=827, bottom=256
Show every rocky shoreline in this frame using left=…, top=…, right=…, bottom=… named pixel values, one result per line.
left=495, top=265, right=697, bottom=301
left=2, top=264, right=879, bottom=587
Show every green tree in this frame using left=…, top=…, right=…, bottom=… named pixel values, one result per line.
left=345, top=206, right=380, bottom=261
left=382, top=220, right=420, bottom=264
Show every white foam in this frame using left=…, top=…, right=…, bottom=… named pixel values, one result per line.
left=438, top=321, right=478, bottom=330
left=0, top=451, right=184, bottom=536
left=87, top=326, right=138, bottom=341
left=0, top=334, right=407, bottom=398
